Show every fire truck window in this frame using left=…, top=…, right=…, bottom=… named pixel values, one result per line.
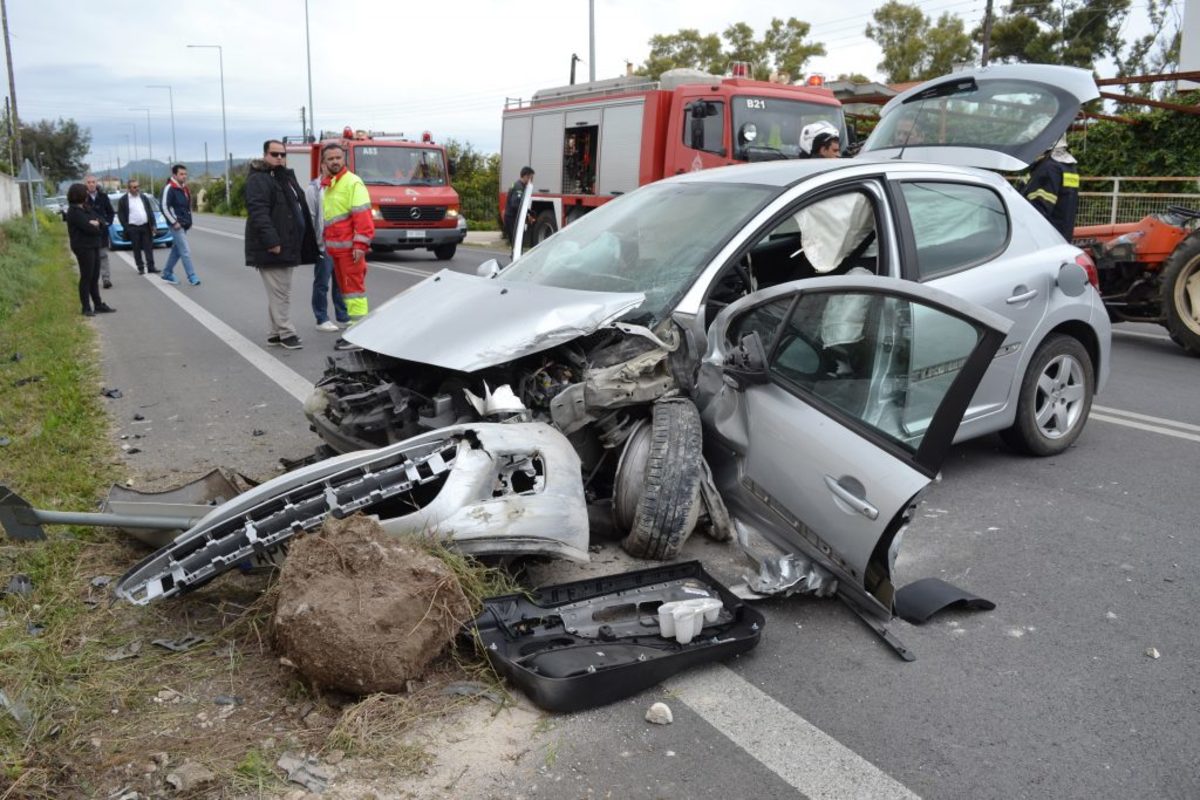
left=563, top=126, right=598, bottom=194
left=683, top=101, right=725, bottom=155
left=353, top=146, right=448, bottom=187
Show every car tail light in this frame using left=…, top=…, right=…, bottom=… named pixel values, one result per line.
left=1076, top=253, right=1099, bottom=289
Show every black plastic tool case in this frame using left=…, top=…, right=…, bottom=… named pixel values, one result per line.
left=473, top=560, right=765, bottom=712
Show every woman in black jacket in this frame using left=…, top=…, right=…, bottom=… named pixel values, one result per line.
left=65, top=182, right=115, bottom=316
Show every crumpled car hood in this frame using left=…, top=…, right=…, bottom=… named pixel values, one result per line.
left=343, top=269, right=644, bottom=371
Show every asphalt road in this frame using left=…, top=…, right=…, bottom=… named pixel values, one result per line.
left=93, top=215, right=1199, bottom=799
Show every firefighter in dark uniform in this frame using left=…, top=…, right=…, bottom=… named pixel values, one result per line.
left=1020, top=135, right=1080, bottom=239
left=504, top=166, right=536, bottom=244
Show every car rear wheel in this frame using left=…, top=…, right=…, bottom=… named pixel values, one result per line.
left=433, top=244, right=456, bottom=260
left=1001, top=334, right=1094, bottom=456
left=615, top=399, right=704, bottom=560
left=1161, top=231, right=1200, bottom=356
left=531, top=210, right=557, bottom=245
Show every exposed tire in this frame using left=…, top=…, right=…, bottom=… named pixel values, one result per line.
left=618, top=399, right=704, bottom=560
left=433, top=244, right=456, bottom=261
left=531, top=210, right=557, bottom=245
left=1160, top=231, right=1200, bottom=357
left=1001, top=333, right=1094, bottom=456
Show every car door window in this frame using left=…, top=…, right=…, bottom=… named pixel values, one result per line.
left=899, top=182, right=1008, bottom=280
left=766, top=290, right=982, bottom=452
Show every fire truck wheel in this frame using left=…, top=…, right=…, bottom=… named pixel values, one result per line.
left=618, top=399, right=704, bottom=561
left=531, top=210, right=557, bottom=244
left=433, top=244, right=457, bottom=261
left=1161, top=231, right=1200, bottom=356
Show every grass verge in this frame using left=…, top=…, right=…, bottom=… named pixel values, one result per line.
left=0, top=224, right=530, bottom=796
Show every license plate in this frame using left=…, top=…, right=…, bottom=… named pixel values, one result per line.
left=406, top=229, right=426, bottom=240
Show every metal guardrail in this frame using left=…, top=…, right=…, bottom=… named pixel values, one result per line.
left=1075, top=177, right=1200, bottom=226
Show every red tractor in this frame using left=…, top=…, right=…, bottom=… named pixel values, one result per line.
left=1074, top=204, right=1200, bottom=355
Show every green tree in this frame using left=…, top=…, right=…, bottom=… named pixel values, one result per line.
left=19, top=118, right=90, bottom=186
left=638, top=19, right=824, bottom=81
left=866, top=1, right=978, bottom=82
left=980, top=0, right=1130, bottom=69
left=1112, top=0, right=1182, bottom=100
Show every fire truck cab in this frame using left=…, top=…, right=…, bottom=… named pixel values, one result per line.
left=289, top=128, right=467, bottom=260
left=500, top=68, right=846, bottom=242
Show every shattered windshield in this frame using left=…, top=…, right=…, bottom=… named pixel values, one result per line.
left=500, top=181, right=774, bottom=324
left=353, top=145, right=447, bottom=186
left=732, top=97, right=844, bottom=160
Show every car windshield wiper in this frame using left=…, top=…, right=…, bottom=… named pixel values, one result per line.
left=365, top=179, right=405, bottom=186
left=744, top=145, right=788, bottom=162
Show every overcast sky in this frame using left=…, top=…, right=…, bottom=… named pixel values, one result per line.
left=3, top=0, right=1170, bottom=174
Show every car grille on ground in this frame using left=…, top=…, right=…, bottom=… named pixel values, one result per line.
left=379, top=205, right=447, bottom=223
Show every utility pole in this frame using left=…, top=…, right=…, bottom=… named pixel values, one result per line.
left=300, top=106, right=307, bottom=140
left=147, top=84, right=176, bottom=162
left=304, top=0, right=315, bottom=140
left=981, top=0, right=994, bottom=66
left=2, top=0, right=24, bottom=206
left=570, top=53, right=581, bottom=85
left=588, top=0, right=596, bottom=82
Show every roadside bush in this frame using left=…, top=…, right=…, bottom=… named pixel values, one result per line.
left=0, top=212, right=61, bottom=326
left=1072, top=102, right=1200, bottom=191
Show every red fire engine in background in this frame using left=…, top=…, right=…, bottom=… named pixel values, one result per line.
left=499, top=66, right=846, bottom=243
left=288, top=127, right=467, bottom=261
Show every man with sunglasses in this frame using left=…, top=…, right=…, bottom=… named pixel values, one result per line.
left=244, top=139, right=319, bottom=349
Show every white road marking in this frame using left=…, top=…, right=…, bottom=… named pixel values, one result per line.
left=1091, top=413, right=1200, bottom=444
left=1093, top=404, right=1200, bottom=434
left=112, top=251, right=314, bottom=403
left=666, top=665, right=920, bottom=800
left=190, top=224, right=437, bottom=279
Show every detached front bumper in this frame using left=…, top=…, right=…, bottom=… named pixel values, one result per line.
left=115, top=422, right=589, bottom=604
left=371, top=221, right=467, bottom=249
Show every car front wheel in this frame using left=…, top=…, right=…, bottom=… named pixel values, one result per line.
left=1001, top=333, right=1094, bottom=456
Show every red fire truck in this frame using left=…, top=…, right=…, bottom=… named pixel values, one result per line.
left=289, top=128, right=467, bottom=260
left=499, top=67, right=846, bottom=242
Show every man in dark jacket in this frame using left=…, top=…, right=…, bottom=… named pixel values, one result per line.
left=1020, top=136, right=1080, bottom=239
left=503, top=166, right=535, bottom=244
left=244, top=139, right=319, bottom=350
left=84, top=175, right=116, bottom=288
left=117, top=179, right=159, bottom=274
left=160, top=164, right=200, bottom=286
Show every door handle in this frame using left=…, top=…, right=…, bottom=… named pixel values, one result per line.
left=824, top=475, right=879, bottom=520
left=1006, top=288, right=1038, bottom=304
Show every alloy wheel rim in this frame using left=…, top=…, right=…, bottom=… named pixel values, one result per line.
left=1033, top=354, right=1086, bottom=439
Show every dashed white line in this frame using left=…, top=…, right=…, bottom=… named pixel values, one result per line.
left=666, top=665, right=921, bottom=800
left=1093, top=404, right=1200, bottom=434
left=112, top=250, right=314, bottom=403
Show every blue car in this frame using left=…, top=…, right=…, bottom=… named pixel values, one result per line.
left=107, top=192, right=174, bottom=250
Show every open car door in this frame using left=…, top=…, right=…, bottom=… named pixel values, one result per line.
left=857, top=64, right=1099, bottom=172
left=697, top=275, right=1011, bottom=620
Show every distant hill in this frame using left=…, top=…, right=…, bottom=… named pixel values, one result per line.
left=94, top=159, right=252, bottom=183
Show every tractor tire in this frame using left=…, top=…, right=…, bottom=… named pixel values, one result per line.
left=433, top=244, right=457, bottom=261
left=531, top=210, right=557, bottom=245
left=1160, top=231, right=1200, bottom=357
left=1001, top=333, right=1094, bottom=456
left=617, top=399, right=704, bottom=560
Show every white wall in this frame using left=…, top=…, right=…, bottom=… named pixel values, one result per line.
left=0, top=174, right=22, bottom=222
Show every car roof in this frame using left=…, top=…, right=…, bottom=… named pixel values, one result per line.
left=664, top=157, right=1010, bottom=191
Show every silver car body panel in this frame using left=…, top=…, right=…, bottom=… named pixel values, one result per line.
left=343, top=269, right=644, bottom=371
left=115, top=423, right=589, bottom=605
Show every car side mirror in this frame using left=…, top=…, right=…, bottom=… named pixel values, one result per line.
left=722, top=331, right=770, bottom=389
left=1056, top=261, right=1089, bottom=297
left=477, top=258, right=501, bottom=279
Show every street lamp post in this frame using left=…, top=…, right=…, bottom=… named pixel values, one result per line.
left=146, top=84, right=176, bottom=163
left=130, top=107, right=153, bottom=194
left=304, top=0, right=315, bottom=140
left=187, top=44, right=229, bottom=208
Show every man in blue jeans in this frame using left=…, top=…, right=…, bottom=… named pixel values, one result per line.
left=303, top=160, right=349, bottom=331
left=160, top=163, right=201, bottom=286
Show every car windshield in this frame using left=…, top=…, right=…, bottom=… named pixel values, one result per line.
left=868, top=79, right=1062, bottom=153
left=732, top=97, right=844, bottom=160
left=353, top=145, right=447, bottom=186
left=500, top=181, right=774, bottom=324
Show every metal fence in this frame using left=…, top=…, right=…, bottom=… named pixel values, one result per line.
left=1075, top=177, right=1200, bottom=226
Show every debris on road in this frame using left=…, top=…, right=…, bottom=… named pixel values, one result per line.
left=440, top=681, right=504, bottom=705
left=101, top=387, right=123, bottom=399
left=645, top=702, right=673, bottom=725
left=103, top=641, right=142, bottom=661
left=0, top=436, right=10, bottom=447
left=273, top=515, right=472, bottom=694
left=893, top=577, right=996, bottom=625
left=151, top=634, right=207, bottom=653
left=12, top=374, right=43, bottom=387
left=164, top=760, right=216, bottom=792
left=1145, top=647, right=1161, bottom=659
left=4, top=573, right=33, bottom=597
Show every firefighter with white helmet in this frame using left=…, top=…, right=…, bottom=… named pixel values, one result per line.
left=800, top=121, right=841, bottom=159
left=1020, top=134, right=1080, bottom=239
